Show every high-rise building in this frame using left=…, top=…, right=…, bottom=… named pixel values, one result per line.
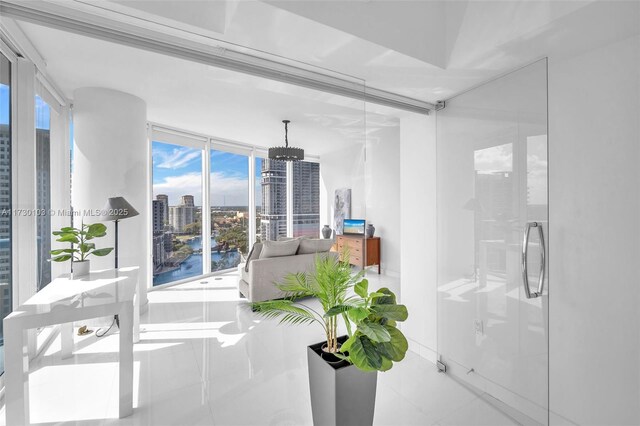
left=151, top=200, right=166, bottom=272
left=181, top=195, right=194, bottom=207
left=260, top=159, right=287, bottom=241
left=36, top=127, right=51, bottom=290
left=169, top=195, right=195, bottom=233
left=260, top=160, right=320, bottom=241
left=0, top=124, right=11, bottom=326
left=292, top=161, right=320, bottom=238
left=152, top=200, right=165, bottom=234
left=156, top=194, right=169, bottom=223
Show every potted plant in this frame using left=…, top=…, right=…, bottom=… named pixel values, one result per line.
left=251, top=254, right=408, bottom=426
left=50, top=222, right=114, bottom=277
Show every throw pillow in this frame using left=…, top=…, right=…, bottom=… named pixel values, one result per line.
left=245, top=242, right=263, bottom=272
left=297, top=238, right=334, bottom=255
left=259, top=239, right=301, bottom=259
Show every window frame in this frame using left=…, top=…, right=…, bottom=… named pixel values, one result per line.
left=148, top=123, right=321, bottom=289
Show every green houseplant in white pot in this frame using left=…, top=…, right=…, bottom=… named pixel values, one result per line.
left=251, top=254, right=408, bottom=426
left=50, top=222, right=114, bottom=278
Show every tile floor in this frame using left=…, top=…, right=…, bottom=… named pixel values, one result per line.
left=0, top=271, right=518, bottom=425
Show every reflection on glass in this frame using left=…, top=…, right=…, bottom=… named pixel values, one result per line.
left=36, top=95, right=51, bottom=291
left=437, top=59, right=548, bottom=423
left=151, top=141, right=203, bottom=286
left=292, top=161, right=320, bottom=238
left=210, top=150, right=248, bottom=272
left=0, top=53, right=11, bottom=375
left=259, top=159, right=287, bottom=241
left=473, top=143, right=513, bottom=277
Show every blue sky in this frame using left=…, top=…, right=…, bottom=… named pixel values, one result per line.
left=1, top=88, right=50, bottom=129
left=152, top=141, right=261, bottom=207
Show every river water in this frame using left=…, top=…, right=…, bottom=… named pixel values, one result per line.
left=152, top=236, right=242, bottom=286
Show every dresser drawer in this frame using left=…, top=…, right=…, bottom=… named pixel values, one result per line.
left=349, top=254, right=364, bottom=267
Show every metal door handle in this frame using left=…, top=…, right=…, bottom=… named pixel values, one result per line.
left=521, top=222, right=545, bottom=299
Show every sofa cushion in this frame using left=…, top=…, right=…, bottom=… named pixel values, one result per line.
left=297, top=238, right=334, bottom=255
left=259, top=239, right=300, bottom=259
left=245, top=242, right=263, bottom=272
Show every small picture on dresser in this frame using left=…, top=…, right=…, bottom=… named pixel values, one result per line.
left=334, top=188, right=351, bottom=235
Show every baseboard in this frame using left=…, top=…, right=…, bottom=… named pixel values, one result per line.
left=382, top=269, right=400, bottom=278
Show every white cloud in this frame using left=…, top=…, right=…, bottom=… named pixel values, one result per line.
left=154, top=172, right=203, bottom=206
left=153, top=172, right=255, bottom=207
left=155, top=147, right=201, bottom=169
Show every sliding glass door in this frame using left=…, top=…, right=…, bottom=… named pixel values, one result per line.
left=437, top=59, right=548, bottom=423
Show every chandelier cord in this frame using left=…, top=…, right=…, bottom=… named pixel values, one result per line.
left=283, top=120, right=289, bottom=148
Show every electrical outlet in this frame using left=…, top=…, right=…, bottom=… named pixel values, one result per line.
left=474, top=319, right=483, bottom=336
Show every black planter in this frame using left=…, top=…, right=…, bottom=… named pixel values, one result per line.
left=307, top=336, right=378, bottom=426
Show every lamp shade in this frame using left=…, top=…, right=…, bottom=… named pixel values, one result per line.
left=100, top=196, right=139, bottom=221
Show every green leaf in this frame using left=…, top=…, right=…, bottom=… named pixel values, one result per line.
left=340, top=334, right=357, bottom=353
left=373, top=287, right=397, bottom=305
left=377, top=325, right=409, bottom=362
left=90, top=248, right=114, bottom=257
left=347, top=307, right=369, bottom=323
left=357, top=321, right=391, bottom=343
left=379, top=356, right=393, bottom=372
left=325, top=304, right=355, bottom=318
left=354, top=279, right=368, bottom=298
left=51, top=254, right=72, bottom=262
left=79, top=243, right=95, bottom=253
left=349, top=335, right=382, bottom=371
left=56, top=234, right=79, bottom=244
left=86, top=223, right=107, bottom=238
left=371, top=304, right=408, bottom=322
left=50, top=248, right=75, bottom=255
left=251, top=299, right=319, bottom=327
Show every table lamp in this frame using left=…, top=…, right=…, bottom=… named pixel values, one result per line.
left=100, top=196, right=139, bottom=269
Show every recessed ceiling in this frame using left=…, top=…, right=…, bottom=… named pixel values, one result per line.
left=16, top=21, right=395, bottom=156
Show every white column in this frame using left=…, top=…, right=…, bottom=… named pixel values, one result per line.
left=72, top=88, right=149, bottom=311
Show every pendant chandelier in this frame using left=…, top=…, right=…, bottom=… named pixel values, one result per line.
left=269, top=120, right=304, bottom=162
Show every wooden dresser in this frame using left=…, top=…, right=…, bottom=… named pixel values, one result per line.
left=335, top=235, right=381, bottom=274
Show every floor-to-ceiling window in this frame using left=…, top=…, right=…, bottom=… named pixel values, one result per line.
left=0, top=52, right=12, bottom=374
left=35, top=95, right=51, bottom=290
left=210, top=149, right=248, bottom=272
left=152, top=140, right=204, bottom=286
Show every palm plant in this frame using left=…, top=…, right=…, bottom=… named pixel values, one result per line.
left=252, top=253, right=362, bottom=354
left=251, top=252, right=409, bottom=372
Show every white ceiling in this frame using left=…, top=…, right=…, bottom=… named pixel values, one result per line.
left=8, top=0, right=640, bottom=155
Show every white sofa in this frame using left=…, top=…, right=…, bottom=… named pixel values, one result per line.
left=239, top=239, right=337, bottom=303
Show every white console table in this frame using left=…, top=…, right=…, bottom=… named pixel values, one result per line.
left=3, top=267, right=140, bottom=425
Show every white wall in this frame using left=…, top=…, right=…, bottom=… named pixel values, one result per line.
left=319, top=125, right=401, bottom=276
left=548, top=34, right=640, bottom=425
left=320, top=143, right=366, bottom=234
left=365, top=125, right=401, bottom=276
left=399, top=113, right=437, bottom=361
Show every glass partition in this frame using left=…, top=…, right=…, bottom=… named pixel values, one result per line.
left=437, top=59, right=548, bottom=423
